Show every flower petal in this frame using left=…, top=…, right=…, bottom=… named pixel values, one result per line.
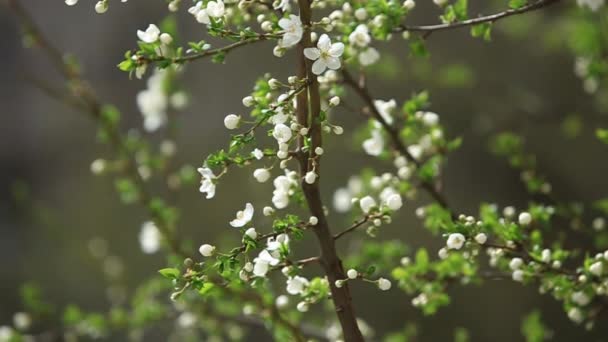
left=303, top=47, right=320, bottom=60
left=325, top=56, right=341, bottom=70
left=329, top=42, right=344, bottom=57
left=311, top=59, right=327, bottom=75
left=317, top=34, right=331, bottom=51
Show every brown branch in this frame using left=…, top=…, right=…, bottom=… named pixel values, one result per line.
left=295, top=0, right=364, bottom=340
left=395, top=0, right=562, bottom=35
left=334, top=214, right=383, bottom=240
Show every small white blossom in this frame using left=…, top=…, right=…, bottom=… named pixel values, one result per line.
left=230, top=203, right=255, bottom=227
left=438, top=247, right=448, bottom=259
left=385, top=194, right=403, bottom=211
left=197, top=167, right=216, bottom=199
left=224, top=114, right=241, bottom=130
left=252, top=148, right=264, bottom=160
left=590, top=261, right=603, bottom=276
left=359, top=196, right=377, bottom=213
left=359, top=47, right=380, bottom=66
left=348, top=24, right=371, bottom=47
left=446, top=233, right=465, bottom=250
left=347, top=269, right=358, bottom=279
left=253, top=168, right=271, bottom=183
left=309, top=216, right=319, bottom=225
left=95, top=1, right=108, bottom=13
left=512, top=269, right=524, bottom=282
left=363, top=130, right=384, bottom=156
left=139, top=221, right=161, bottom=254
left=13, top=312, right=31, bottom=331
left=263, top=206, right=275, bottom=216
left=199, top=244, right=216, bottom=257
left=286, top=276, right=309, bottom=295
left=296, top=301, right=309, bottom=312
left=377, top=278, right=392, bottom=291
left=518, top=212, right=532, bottom=225
left=303, top=34, right=344, bottom=75
left=572, top=291, right=591, bottom=306
left=65, top=0, right=79, bottom=5
left=568, top=307, right=584, bottom=324
left=160, top=33, right=173, bottom=45
left=137, top=24, right=161, bottom=43
left=278, top=15, right=303, bottom=48
left=304, top=171, right=317, bottom=184
left=253, top=250, right=280, bottom=277
left=421, top=112, right=439, bottom=126
left=329, top=96, right=340, bottom=106
left=354, top=8, right=367, bottom=20
left=474, top=233, right=487, bottom=245
left=276, top=295, right=289, bottom=308
left=403, top=0, right=416, bottom=10
left=273, top=123, right=293, bottom=143
left=509, top=258, right=524, bottom=270
left=245, top=227, right=258, bottom=240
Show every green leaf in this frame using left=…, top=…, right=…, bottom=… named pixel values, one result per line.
left=409, top=37, right=429, bottom=58
left=158, top=268, right=180, bottom=279
left=596, top=128, right=608, bottom=144
left=509, top=0, right=528, bottom=9
left=521, top=310, right=547, bottom=342
left=471, top=23, right=492, bottom=41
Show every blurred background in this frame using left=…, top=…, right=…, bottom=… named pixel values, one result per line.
left=1, top=0, right=608, bottom=341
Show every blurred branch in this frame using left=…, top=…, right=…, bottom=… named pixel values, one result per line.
left=395, top=0, right=562, bottom=37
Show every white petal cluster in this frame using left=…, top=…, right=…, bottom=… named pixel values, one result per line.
left=278, top=15, right=303, bottom=48
left=272, top=170, right=299, bottom=209
left=137, top=24, right=161, bottom=43
left=197, top=167, right=216, bottom=199
left=199, top=244, right=216, bottom=257
left=136, top=69, right=169, bottom=132
left=446, top=233, right=465, bottom=250
left=188, top=0, right=225, bottom=24
left=286, top=276, right=309, bottom=295
left=230, top=203, right=255, bottom=227
left=250, top=234, right=290, bottom=277
left=577, top=0, right=605, bottom=11
left=139, top=221, right=161, bottom=254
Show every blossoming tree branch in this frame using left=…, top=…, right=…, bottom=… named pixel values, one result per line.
left=4, top=0, right=608, bottom=340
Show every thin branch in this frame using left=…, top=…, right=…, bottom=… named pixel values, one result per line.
left=395, top=0, right=562, bottom=34
left=334, top=214, right=383, bottom=240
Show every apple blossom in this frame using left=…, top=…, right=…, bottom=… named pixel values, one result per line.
left=230, top=203, right=254, bottom=227
left=303, top=34, right=344, bottom=75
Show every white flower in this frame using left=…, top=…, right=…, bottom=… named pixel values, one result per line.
left=197, top=167, right=216, bottom=199
left=438, top=247, right=448, bottom=259
left=568, top=308, right=584, bottom=324
left=354, top=8, right=367, bottom=20
left=286, top=276, right=309, bottom=295
left=263, top=206, right=275, bottom=216
left=329, top=96, right=340, bottom=107
left=296, top=301, right=309, bottom=312
left=273, top=123, right=293, bottom=143
left=13, top=312, right=31, bottom=330
left=0, top=326, right=14, bottom=341
left=572, top=291, right=591, bottom=306
left=374, top=99, right=396, bottom=125
left=359, top=196, right=377, bottom=213
left=251, top=148, right=265, bottom=160
left=363, top=129, right=384, bottom=156
left=224, top=114, right=240, bottom=130
left=177, top=312, right=196, bottom=328
left=541, top=249, right=551, bottom=263
left=253, top=168, right=271, bottom=183
left=274, top=0, right=291, bottom=11
left=359, top=47, right=380, bottom=66
left=590, top=261, right=603, bottom=276
left=421, top=112, right=439, bottom=126
left=253, top=250, right=280, bottom=277
left=278, top=15, right=303, bottom=48
left=433, top=0, right=448, bottom=6
left=403, top=0, right=416, bottom=10
left=474, top=233, right=487, bottom=244
left=137, top=70, right=168, bottom=132
left=304, top=171, right=317, bottom=184
left=65, top=0, right=78, bottom=5
left=512, top=270, right=524, bottom=282
left=137, top=24, right=161, bottom=43
left=95, top=1, right=108, bottom=13
left=385, top=194, right=403, bottom=211
left=333, top=188, right=352, bottom=213
left=518, top=212, right=532, bottom=225
left=245, top=227, right=258, bottom=240
left=276, top=295, right=289, bottom=308
left=303, top=34, right=345, bottom=75
left=347, top=269, right=358, bottom=279
left=314, top=147, right=324, bottom=155
left=348, top=24, right=371, bottom=47
left=577, top=0, right=605, bottom=11
left=509, top=257, right=524, bottom=270
left=139, top=221, right=161, bottom=254
left=160, top=33, right=173, bottom=45
left=199, top=244, right=216, bottom=257
left=377, top=278, right=392, bottom=291
left=206, top=0, right=225, bottom=18
left=446, top=233, right=465, bottom=250
left=230, top=203, right=254, bottom=227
